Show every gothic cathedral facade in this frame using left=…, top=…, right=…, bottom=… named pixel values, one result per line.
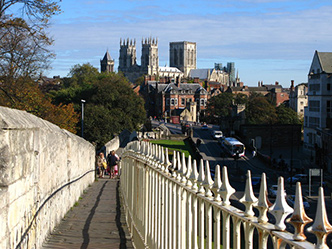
left=117, top=37, right=158, bottom=82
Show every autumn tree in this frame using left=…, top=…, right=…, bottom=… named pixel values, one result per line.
left=0, top=77, right=79, bottom=133
left=0, top=1, right=80, bottom=133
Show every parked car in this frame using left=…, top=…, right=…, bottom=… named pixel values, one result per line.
left=251, top=175, right=262, bottom=188
left=286, top=174, right=308, bottom=184
left=268, top=185, right=286, bottom=198
left=286, top=195, right=310, bottom=211
left=212, top=130, right=223, bottom=139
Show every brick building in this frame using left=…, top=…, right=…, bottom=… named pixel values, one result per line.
left=140, top=78, right=209, bottom=122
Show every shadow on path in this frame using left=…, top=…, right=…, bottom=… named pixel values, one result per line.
left=116, top=181, right=128, bottom=248
left=80, top=181, right=108, bottom=249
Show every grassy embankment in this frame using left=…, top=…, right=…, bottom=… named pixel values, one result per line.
left=150, top=139, right=195, bottom=159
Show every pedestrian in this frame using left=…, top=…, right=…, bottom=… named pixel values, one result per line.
left=108, top=150, right=120, bottom=179
left=252, top=150, right=256, bottom=158
left=97, top=152, right=107, bottom=178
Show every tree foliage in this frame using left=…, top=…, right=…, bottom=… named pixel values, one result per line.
left=0, top=0, right=61, bottom=80
left=0, top=18, right=53, bottom=80
left=205, top=91, right=301, bottom=126
left=0, top=77, right=79, bottom=132
left=245, top=96, right=277, bottom=124
left=205, top=92, right=234, bottom=121
left=51, top=64, right=146, bottom=148
left=275, top=104, right=301, bottom=125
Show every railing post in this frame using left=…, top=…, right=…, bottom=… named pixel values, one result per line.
left=144, top=165, right=149, bottom=245
left=213, top=207, right=221, bottom=249
left=222, top=212, right=231, bottom=249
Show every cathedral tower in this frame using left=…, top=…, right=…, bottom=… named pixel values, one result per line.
left=100, top=50, right=114, bottom=73
left=118, top=38, right=137, bottom=72
left=169, top=41, right=196, bottom=77
left=141, top=37, right=159, bottom=76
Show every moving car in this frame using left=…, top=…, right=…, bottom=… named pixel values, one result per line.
left=212, top=130, right=223, bottom=139
left=201, top=123, right=208, bottom=130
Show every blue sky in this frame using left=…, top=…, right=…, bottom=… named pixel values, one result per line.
left=46, top=0, right=332, bottom=87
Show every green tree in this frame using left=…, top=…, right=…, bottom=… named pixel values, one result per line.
left=51, top=64, right=146, bottom=148
left=276, top=104, right=301, bottom=124
left=206, top=92, right=234, bottom=121
left=234, top=93, right=248, bottom=105
left=245, top=96, right=277, bottom=124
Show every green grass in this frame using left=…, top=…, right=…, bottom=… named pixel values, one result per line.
left=150, top=139, right=195, bottom=159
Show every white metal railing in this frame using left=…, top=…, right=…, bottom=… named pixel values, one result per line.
left=120, top=140, right=332, bottom=249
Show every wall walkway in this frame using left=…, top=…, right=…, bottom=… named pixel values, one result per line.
left=42, top=178, right=134, bottom=249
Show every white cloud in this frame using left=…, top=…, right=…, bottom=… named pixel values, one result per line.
left=47, top=1, right=332, bottom=85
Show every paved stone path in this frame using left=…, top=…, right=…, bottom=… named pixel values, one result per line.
left=42, top=178, right=134, bottom=249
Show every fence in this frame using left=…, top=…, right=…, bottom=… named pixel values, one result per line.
left=120, top=140, right=331, bottom=249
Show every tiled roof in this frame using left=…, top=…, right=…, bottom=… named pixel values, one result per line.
left=188, top=69, right=213, bottom=79
left=317, top=51, right=332, bottom=73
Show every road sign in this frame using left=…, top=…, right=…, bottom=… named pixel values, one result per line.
left=310, top=169, right=321, bottom=176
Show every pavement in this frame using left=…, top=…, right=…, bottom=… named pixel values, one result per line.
left=42, top=177, right=134, bottom=249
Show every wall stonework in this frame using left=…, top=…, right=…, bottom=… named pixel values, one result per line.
left=0, top=106, right=95, bottom=249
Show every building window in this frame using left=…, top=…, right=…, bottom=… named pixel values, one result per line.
left=309, top=84, right=320, bottom=92
left=308, top=117, right=319, bottom=128
left=328, top=83, right=331, bottom=91
left=181, top=98, right=185, bottom=106
left=174, top=98, right=178, bottom=106
left=309, top=100, right=320, bottom=112
left=328, top=100, right=331, bottom=113
left=171, top=98, right=175, bottom=106
left=200, top=99, right=205, bottom=106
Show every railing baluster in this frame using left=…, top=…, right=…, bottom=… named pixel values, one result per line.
left=120, top=141, right=325, bottom=249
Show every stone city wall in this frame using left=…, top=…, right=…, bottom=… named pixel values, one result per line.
left=0, top=106, right=95, bottom=249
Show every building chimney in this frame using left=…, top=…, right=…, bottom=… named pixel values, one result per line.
left=275, top=81, right=279, bottom=85
left=176, top=76, right=180, bottom=87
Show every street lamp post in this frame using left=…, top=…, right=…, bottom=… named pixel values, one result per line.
left=81, top=99, right=86, bottom=138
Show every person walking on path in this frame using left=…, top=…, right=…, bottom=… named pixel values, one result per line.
left=97, top=152, right=107, bottom=178
left=108, top=150, right=120, bottom=179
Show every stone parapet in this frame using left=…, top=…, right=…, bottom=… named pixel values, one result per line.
left=0, top=106, right=95, bottom=249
